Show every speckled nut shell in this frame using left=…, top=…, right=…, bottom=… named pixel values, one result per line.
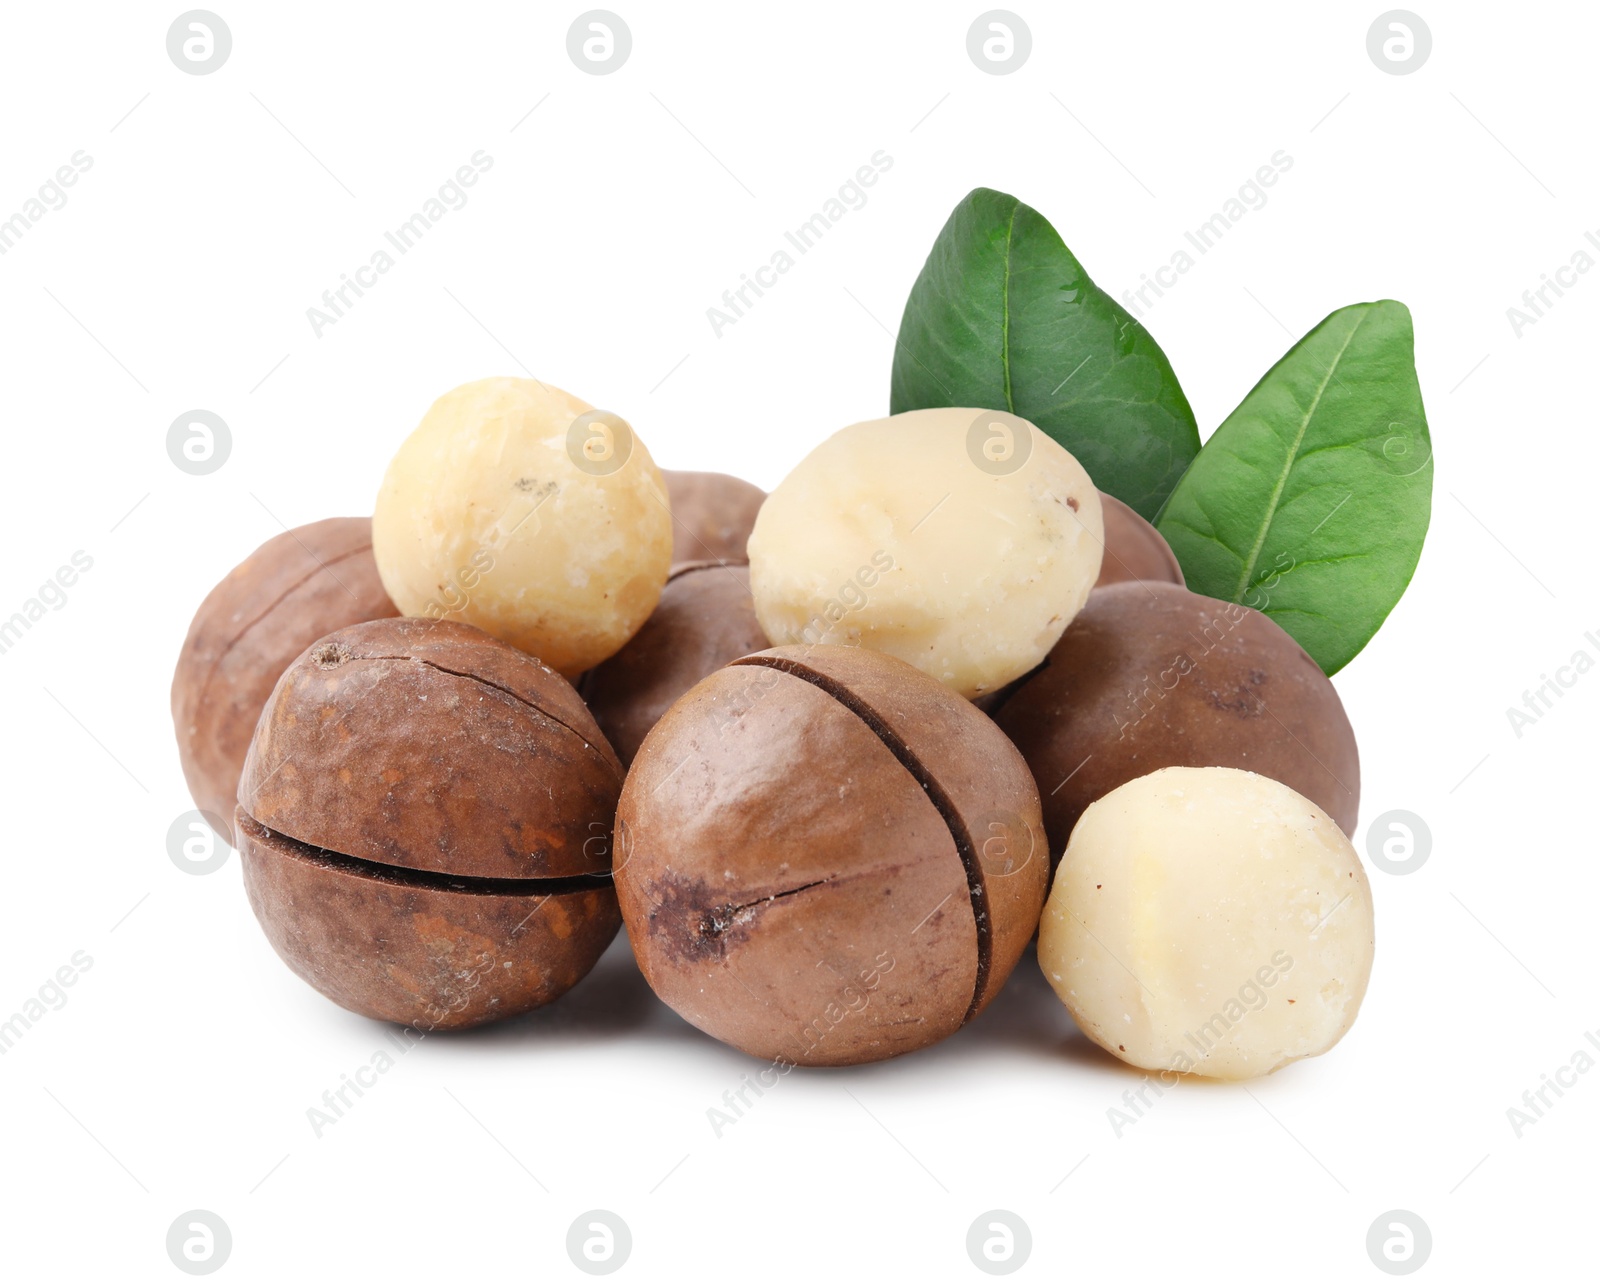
left=1096, top=492, right=1185, bottom=588
left=580, top=560, right=769, bottom=767
left=171, top=517, right=398, bottom=835
left=992, top=582, right=1360, bottom=866
left=616, top=644, right=1048, bottom=1066
left=663, top=469, right=765, bottom=563
left=237, top=616, right=623, bottom=1029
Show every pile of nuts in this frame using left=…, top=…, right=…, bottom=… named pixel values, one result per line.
left=172, top=378, right=1374, bottom=1079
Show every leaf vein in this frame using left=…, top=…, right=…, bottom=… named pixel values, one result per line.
left=1230, top=313, right=1370, bottom=602
left=1000, top=198, right=1019, bottom=414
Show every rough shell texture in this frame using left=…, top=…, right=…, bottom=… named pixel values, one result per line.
left=580, top=561, right=769, bottom=767
left=664, top=470, right=765, bottom=564
left=993, top=583, right=1359, bottom=864
left=239, top=814, right=619, bottom=1030
left=1096, top=492, right=1185, bottom=588
left=171, top=517, right=398, bottom=833
left=241, top=617, right=623, bottom=880
left=616, top=644, right=1047, bottom=1066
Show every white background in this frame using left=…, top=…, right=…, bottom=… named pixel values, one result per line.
left=0, top=1, right=1592, bottom=1280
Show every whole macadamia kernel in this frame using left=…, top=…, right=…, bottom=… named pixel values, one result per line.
left=1038, top=766, right=1375, bottom=1080
left=171, top=517, right=398, bottom=833
left=663, top=469, right=765, bottom=563
left=747, top=408, right=1103, bottom=698
left=994, top=582, right=1359, bottom=863
left=616, top=644, right=1048, bottom=1066
left=372, top=377, right=673, bottom=676
left=237, top=616, right=623, bottom=1029
left=580, top=560, right=768, bottom=767
left=1096, top=492, right=1185, bottom=588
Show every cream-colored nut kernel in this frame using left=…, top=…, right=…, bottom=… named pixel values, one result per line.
left=1038, top=766, right=1375, bottom=1081
left=372, top=377, right=672, bottom=676
left=747, top=408, right=1103, bottom=698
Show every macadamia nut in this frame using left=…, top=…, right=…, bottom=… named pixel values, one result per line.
left=172, top=517, right=398, bottom=833
left=748, top=408, right=1103, bottom=698
left=1096, top=492, right=1184, bottom=588
left=372, top=377, right=672, bottom=676
left=1038, top=766, right=1374, bottom=1080
left=580, top=560, right=768, bottom=767
left=663, top=469, right=765, bottom=563
left=238, top=617, right=623, bottom=1028
left=995, top=582, right=1360, bottom=865
left=617, top=644, right=1048, bottom=1065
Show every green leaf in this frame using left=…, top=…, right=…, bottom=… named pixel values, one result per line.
left=890, top=186, right=1200, bottom=519
left=1155, top=299, right=1433, bottom=675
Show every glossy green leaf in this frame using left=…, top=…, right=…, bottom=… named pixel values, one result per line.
left=890, top=187, right=1200, bottom=519
left=1156, top=300, right=1433, bottom=675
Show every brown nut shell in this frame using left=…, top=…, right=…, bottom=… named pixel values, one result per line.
left=664, top=469, right=765, bottom=563
left=1096, top=492, right=1185, bottom=589
left=993, top=582, right=1360, bottom=866
left=172, top=517, right=399, bottom=831
left=241, top=617, right=622, bottom=880
left=237, top=617, right=624, bottom=1028
left=616, top=644, right=1047, bottom=1066
left=238, top=813, right=619, bottom=1030
left=580, top=561, right=769, bottom=768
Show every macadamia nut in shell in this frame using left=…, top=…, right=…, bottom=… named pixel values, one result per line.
left=171, top=517, right=398, bottom=833
left=617, top=644, right=1049, bottom=1066
left=663, top=469, right=765, bottom=563
left=994, top=582, right=1359, bottom=863
left=1038, top=766, right=1375, bottom=1080
left=237, top=617, right=624, bottom=1029
left=580, top=560, right=768, bottom=767
left=1096, top=492, right=1185, bottom=588
left=372, top=378, right=672, bottom=675
left=747, top=408, right=1103, bottom=698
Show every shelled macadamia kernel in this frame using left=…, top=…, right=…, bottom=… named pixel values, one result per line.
left=748, top=407, right=1103, bottom=698
left=1038, top=766, right=1374, bottom=1081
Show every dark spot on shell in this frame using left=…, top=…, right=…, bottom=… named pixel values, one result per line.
left=646, top=874, right=754, bottom=965
left=1067, top=496, right=1080, bottom=511
left=698, top=905, right=746, bottom=939
left=311, top=641, right=352, bottom=669
left=1205, top=676, right=1267, bottom=717
left=645, top=872, right=826, bottom=967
